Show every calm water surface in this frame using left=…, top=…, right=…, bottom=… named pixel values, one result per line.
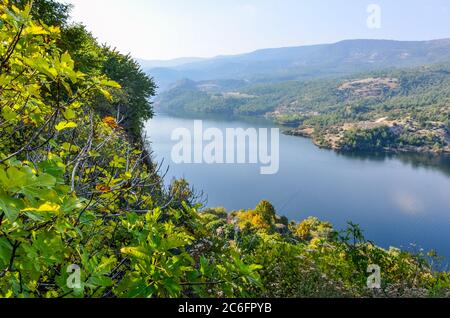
left=145, top=113, right=450, bottom=261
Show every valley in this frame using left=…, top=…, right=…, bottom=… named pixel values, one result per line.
left=155, top=63, right=450, bottom=154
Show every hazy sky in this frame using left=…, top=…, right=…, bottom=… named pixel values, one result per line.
left=64, top=0, right=450, bottom=61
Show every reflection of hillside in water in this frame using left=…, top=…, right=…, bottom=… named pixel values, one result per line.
left=154, top=111, right=450, bottom=177
left=337, top=151, right=450, bottom=177
left=156, top=111, right=275, bottom=126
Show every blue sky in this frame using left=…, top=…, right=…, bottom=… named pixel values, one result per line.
left=64, top=0, right=450, bottom=60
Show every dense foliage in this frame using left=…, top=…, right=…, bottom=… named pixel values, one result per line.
left=12, top=0, right=157, bottom=142
left=202, top=203, right=450, bottom=298
left=0, top=1, right=261, bottom=297
left=0, top=1, right=448, bottom=298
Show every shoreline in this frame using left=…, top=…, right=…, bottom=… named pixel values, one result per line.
left=156, top=108, right=450, bottom=155
left=284, top=126, right=450, bottom=155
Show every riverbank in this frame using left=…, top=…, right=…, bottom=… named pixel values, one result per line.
left=283, top=118, right=450, bottom=154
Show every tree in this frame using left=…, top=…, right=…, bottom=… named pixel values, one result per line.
left=12, top=0, right=71, bottom=26
left=12, top=0, right=157, bottom=142
left=59, top=24, right=105, bottom=74
left=101, top=49, right=156, bottom=141
left=254, top=200, right=276, bottom=227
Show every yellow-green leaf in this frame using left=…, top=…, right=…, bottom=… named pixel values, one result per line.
left=55, top=121, right=78, bottom=131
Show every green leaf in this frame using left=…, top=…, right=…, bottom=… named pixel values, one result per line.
left=62, top=108, right=76, bottom=120
left=55, top=121, right=78, bottom=131
left=87, top=276, right=113, bottom=288
left=36, top=173, right=57, bottom=187
left=120, top=246, right=151, bottom=261
left=38, top=160, right=65, bottom=181
left=163, top=278, right=182, bottom=296
left=1, top=106, right=17, bottom=121
left=61, top=52, right=74, bottom=67
left=0, top=191, right=23, bottom=222
left=0, top=237, right=12, bottom=264
left=99, top=88, right=112, bottom=101
left=61, top=80, right=73, bottom=96
left=101, top=79, right=121, bottom=89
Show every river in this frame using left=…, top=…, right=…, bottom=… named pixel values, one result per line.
left=145, top=113, right=450, bottom=262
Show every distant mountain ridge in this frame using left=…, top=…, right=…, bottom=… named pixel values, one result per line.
left=140, top=38, right=450, bottom=91
left=136, top=57, right=206, bottom=69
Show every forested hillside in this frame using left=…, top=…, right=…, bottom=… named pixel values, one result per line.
left=0, top=1, right=449, bottom=298
left=157, top=64, right=450, bottom=153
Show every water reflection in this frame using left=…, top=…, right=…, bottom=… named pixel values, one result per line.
left=336, top=151, right=450, bottom=177
left=164, top=111, right=450, bottom=176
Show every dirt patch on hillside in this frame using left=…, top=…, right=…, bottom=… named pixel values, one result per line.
left=339, top=77, right=399, bottom=97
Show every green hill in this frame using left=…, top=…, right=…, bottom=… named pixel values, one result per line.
left=157, top=63, right=450, bottom=153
